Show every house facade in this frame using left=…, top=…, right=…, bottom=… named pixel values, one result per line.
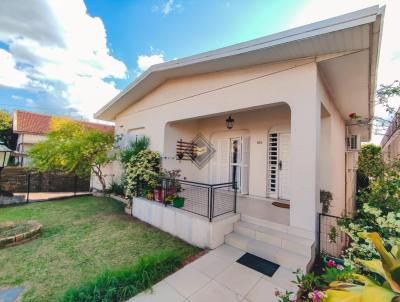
left=95, top=6, right=384, bottom=271
left=13, top=110, right=114, bottom=166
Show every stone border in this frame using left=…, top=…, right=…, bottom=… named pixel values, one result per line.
left=0, top=220, right=42, bottom=248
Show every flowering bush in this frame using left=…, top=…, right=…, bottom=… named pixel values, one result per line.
left=337, top=143, right=400, bottom=264
left=275, top=261, right=352, bottom=302
left=124, top=149, right=161, bottom=199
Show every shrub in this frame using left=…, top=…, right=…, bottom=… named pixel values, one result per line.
left=59, top=250, right=183, bottom=302
left=357, top=144, right=385, bottom=179
left=124, top=149, right=161, bottom=199
left=339, top=154, right=400, bottom=263
left=320, top=190, right=332, bottom=214
left=120, top=136, right=150, bottom=166
left=106, top=181, right=125, bottom=196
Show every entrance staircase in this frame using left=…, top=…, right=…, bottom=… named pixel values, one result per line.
left=225, top=214, right=315, bottom=272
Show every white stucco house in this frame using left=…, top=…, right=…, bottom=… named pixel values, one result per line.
left=95, top=6, right=384, bottom=272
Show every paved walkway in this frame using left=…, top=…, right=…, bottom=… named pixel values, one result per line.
left=128, top=244, right=296, bottom=302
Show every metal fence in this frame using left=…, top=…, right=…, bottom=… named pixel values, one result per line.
left=318, top=213, right=350, bottom=257
left=135, top=178, right=237, bottom=222
left=0, top=171, right=91, bottom=206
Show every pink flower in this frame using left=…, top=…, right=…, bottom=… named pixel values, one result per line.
left=327, top=259, right=336, bottom=268
left=336, top=264, right=344, bottom=271
left=308, top=290, right=327, bottom=302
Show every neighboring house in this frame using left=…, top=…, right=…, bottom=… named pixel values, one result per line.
left=12, top=110, right=114, bottom=166
left=381, top=107, right=400, bottom=162
left=95, top=6, right=384, bottom=271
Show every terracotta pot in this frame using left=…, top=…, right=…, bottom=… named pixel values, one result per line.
left=154, top=189, right=163, bottom=202
left=124, top=206, right=132, bottom=215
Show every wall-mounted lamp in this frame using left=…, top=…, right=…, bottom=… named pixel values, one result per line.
left=226, top=115, right=234, bottom=130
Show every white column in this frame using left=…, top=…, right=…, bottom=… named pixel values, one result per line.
left=289, top=91, right=320, bottom=234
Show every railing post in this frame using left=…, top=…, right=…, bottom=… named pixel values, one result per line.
left=210, top=186, right=215, bottom=222
left=234, top=181, right=237, bottom=214
left=26, top=172, right=30, bottom=203
left=208, top=186, right=212, bottom=222
left=317, top=213, right=321, bottom=258
left=74, top=174, right=77, bottom=196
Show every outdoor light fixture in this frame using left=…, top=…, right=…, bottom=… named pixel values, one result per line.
left=226, top=115, right=234, bottom=130
left=0, top=141, right=11, bottom=172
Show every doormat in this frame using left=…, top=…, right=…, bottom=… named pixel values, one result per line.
left=237, top=253, right=280, bottom=277
left=272, top=201, right=290, bottom=209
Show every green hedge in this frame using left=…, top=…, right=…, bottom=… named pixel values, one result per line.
left=59, top=250, right=183, bottom=302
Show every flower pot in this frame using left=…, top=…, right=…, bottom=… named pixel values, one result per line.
left=172, top=197, right=184, bottom=208
left=154, top=189, right=163, bottom=202
left=124, top=206, right=132, bottom=215
left=323, top=255, right=345, bottom=267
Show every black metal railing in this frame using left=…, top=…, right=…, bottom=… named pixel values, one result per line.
left=317, top=213, right=350, bottom=257
left=134, top=178, right=237, bottom=222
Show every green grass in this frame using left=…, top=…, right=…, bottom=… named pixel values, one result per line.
left=0, top=196, right=200, bottom=302
left=60, top=250, right=183, bottom=302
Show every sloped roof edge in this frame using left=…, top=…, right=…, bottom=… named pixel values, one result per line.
left=95, top=5, right=384, bottom=121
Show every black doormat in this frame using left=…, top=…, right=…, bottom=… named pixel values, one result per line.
left=237, top=253, right=280, bottom=277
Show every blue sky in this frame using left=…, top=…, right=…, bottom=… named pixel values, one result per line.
left=0, top=0, right=399, bottom=144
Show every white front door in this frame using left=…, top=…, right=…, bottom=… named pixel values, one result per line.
left=278, top=133, right=290, bottom=200
left=267, top=132, right=290, bottom=200
left=210, top=138, right=230, bottom=184
left=211, top=136, right=250, bottom=193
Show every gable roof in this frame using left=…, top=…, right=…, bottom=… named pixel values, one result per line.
left=13, top=110, right=114, bottom=135
left=95, top=5, right=385, bottom=121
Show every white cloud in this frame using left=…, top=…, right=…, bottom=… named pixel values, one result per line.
left=153, top=0, right=183, bottom=16
left=137, top=53, right=165, bottom=72
left=0, top=49, right=29, bottom=88
left=291, top=0, right=400, bottom=144
left=0, top=0, right=127, bottom=118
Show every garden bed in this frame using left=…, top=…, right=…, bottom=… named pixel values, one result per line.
left=0, top=220, right=42, bottom=248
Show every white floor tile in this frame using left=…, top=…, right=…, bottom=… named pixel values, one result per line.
left=215, top=262, right=262, bottom=296
left=246, top=278, right=281, bottom=302
left=189, top=253, right=232, bottom=278
left=127, top=281, right=185, bottom=302
left=164, top=265, right=211, bottom=298
left=209, top=244, right=245, bottom=263
left=188, top=280, right=244, bottom=302
left=263, top=267, right=298, bottom=292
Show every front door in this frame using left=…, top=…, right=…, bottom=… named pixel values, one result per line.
left=211, top=136, right=249, bottom=193
left=267, top=132, right=290, bottom=200
left=278, top=133, right=290, bottom=200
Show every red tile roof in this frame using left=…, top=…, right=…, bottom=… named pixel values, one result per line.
left=13, top=110, right=114, bottom=135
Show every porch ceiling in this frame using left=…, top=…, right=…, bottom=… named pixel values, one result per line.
left=95, top=6, right=384, bottom=122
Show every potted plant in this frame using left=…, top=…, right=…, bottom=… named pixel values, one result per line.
left=124, top=200, right=132, bottom=215
left=154, top=185, right=163, bottom=202
left=172, top=195, right=185, bottom=208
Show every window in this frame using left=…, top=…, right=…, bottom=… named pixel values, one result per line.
left=123, top=128, right=145, bottom=148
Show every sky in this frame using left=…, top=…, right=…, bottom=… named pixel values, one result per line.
left=0, top=0, right=399, bottom=143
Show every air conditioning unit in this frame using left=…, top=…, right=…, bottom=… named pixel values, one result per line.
left=347, top=134, right=360, bottom=151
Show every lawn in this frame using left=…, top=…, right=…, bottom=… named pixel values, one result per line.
left=0, top=196, right=200, bottom=302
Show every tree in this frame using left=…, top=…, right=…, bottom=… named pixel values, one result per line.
left=357, top=144, right=385, bottom=179
left=0, top=110, right=17, bottom=151
left=28, top=118, right=115, bottom=192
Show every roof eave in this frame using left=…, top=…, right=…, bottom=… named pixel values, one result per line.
left=95, top=5, right=383, bottom=121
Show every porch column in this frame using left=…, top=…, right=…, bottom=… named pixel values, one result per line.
left=289, top=93, right=321, bottom=235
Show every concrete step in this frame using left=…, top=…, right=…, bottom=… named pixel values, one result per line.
left=233, top=221, right=314, bottom=257
left=225, top=232, right=310, bottom=272
left=241, top=214, right=315, bottom=240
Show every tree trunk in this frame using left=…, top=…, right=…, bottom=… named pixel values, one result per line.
left=92, top=167, right=107, bottom=193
